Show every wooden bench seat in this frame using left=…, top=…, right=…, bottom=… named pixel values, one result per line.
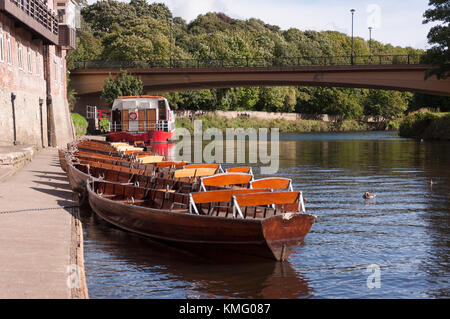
left=200, top=173, right=253, bottom=190
left=226, top=166, right=253, bottom=175
left=233, top=191, right=305, bottom=213
left=250, top=177, right=293, bottom=191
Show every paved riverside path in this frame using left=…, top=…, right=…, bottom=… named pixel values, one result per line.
left=0, top=148, right=76, bottom=298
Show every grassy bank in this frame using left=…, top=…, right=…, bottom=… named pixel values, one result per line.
left=399, top=111, right=450, bottom=140
left=175, top=114, right=387, bottom=134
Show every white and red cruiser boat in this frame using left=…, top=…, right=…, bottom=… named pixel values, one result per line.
left=108, top=95, right=176, bottom=144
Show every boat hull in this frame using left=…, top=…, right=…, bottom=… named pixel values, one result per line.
left=87, top=184, right=316, bottom=261
left=67, top=162, right=90, bottom=195
left=58, top=149, right=68, bottom=173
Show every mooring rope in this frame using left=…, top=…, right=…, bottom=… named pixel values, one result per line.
left=0, top=205, right=80, bottom=215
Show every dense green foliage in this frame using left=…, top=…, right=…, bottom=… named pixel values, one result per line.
left=71, top=113, right=89, bottom=137
left=101, top=70, right=144, bottom=106
left=399, top=111, right=450, bottom=139
left=422, top=0, right=449, bottom=79
left=99, top=118, right=110, bottom=132
left=175, top=114, right=384, bottom=134
left=68, top=0, right=447, bottom=120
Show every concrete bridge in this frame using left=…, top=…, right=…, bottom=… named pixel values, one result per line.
left=69, top=55, right=450, bottom=109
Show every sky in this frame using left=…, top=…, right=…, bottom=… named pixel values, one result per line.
left=87, top=0, right=436, bottom=49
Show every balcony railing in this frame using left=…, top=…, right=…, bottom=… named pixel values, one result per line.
left=10, top=0, right=58, bottom=35
left=110, top=120, right=173, bottom=133
left=1, top=0, right=58, bottom=44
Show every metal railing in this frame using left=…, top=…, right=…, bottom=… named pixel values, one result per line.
left=10, top=0, right=58, bottom=35
left=110, top=120, right=171, bottom=133
left=72, top=54, right=424, bottom=70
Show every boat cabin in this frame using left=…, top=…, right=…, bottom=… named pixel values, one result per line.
left=110, top=96, right=174, bottom=133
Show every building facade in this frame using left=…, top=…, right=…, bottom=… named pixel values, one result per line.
left=0, top=0, right=77, bottom=147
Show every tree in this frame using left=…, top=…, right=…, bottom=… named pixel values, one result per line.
left=307, top=87, right=363, bottom=119
left=102, top=70, right=143, bottom=106
left=178, top=90, right=213, bottom=110
left=66, top=31, right=103, bottom=68
left=235, top=87, right=259, bottom=109
left=257, top=87, right=296, bottom=112
left=422, top=0, right=449, bottom=79
left=362, top=90, right=411, bottom=119
left=101, top=17, right=171, bottom=61
left=409, top=93, right=450, bottom=112
left=129, top=0, right=172, bottom=20
left=81, top=0, right=137, bottom=34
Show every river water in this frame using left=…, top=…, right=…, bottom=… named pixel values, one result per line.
left=79, top=131, right=450, bottom=298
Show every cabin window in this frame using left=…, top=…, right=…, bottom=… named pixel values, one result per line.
left=158, top=100, right=166, bottom=121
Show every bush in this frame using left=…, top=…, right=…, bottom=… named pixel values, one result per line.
left=399, top=111, right=440, bottom=138
left=71, top=113, right=89, bottom=137
left=99, top=118, right=110, bottom=132
left=421, top=113, right=450, bottom=140
left=385, top=119, right=401, bottom=130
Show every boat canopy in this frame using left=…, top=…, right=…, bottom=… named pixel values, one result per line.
left=112, top=96, right=169, bottom=111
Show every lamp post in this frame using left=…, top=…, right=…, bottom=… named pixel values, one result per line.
left=350, top=9, right=355, bottom=65
left=368, top=26, right=372, bottom=56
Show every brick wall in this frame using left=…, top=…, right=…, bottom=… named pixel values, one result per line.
left=0, top=10, right=73, bottom=147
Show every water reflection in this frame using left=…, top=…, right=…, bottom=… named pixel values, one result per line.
left=81, top=209, right=312, bottom=299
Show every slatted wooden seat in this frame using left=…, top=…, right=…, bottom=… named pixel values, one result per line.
left=74, top=151, right=128, bottom=161
left=226, top=166, right=253, bottom=175
left=122, top=147, right=145, bottom=155
left=111, top=142, right=129, bottom=147
left=233, top=191, right=305, bottom=216
left=190, top=188, right=271, bottom=204
left=138, top=155, right=165, bottom=164
left=157, top=161, right=187, bottom=168
left=184, top=163, right=219, bottom=169
left=250, top=177, right=293, bottom=191
left=173, top=167, right=217, bottom=179
left=200, top=173, right=253, bottom=191
left=92, top=180, right=189, bottom=209
left=184, top=163, right=223, bottom=173
left=123, top=149, right=150, bottom=156
left=114, top=145, right=139, bottom=152
left=189, top=188, right=271, bottom=215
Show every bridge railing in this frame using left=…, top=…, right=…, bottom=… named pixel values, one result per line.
left=72, top=54, right=424, bottom=70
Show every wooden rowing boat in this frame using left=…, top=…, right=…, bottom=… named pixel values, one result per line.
left=87, top=179, right=316, bottom=261
left=58, top=149, right=68, bottom=172
left=67, top=161, right=202, bottom=195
